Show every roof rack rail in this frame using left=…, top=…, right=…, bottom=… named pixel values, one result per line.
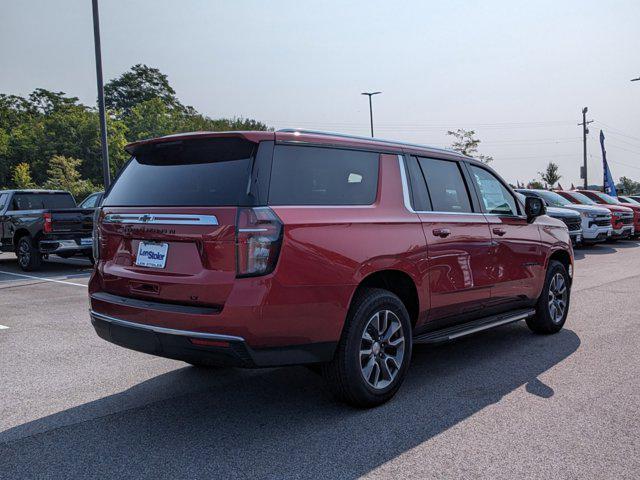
left=277, top=128, right=458, bottom=155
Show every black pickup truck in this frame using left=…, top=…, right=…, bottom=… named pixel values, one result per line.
left=0, top=190, right=94, bottom=270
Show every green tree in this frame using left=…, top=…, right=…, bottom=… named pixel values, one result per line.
left=447, top=128, right=493, bottom=163
left=44, top=155, right=98, bottom=200
left=29, top=88, right=81, bottom=114
left=618, top=176, right=640, bottom=195
left=0, top=66, right=270, bottom=189
left=538, top=162, right=561, bottom=187
left=527, top=180, right=545, bottom=189
left=12, top=163, right=37, bottom=188
left=125, top=97, right=179, bottom=141
left=105, top=64, right=182, bottom=117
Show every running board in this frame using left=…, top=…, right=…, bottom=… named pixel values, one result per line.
left=413, top=308, right=536, bottom=344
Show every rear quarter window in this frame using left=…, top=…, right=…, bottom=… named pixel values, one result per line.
left=269, top=146, right=379, bottom=205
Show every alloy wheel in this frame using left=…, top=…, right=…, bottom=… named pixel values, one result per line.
left=18, top=240, right=30, bottom=268
left=359, top=310, right=406, bottom=390
left=548, top=272, right=568, bottom=323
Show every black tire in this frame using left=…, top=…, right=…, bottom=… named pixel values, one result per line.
left=16, top=236, right=42, bottom=271
left=527, top=260, right=571, bottom=334
left=321, top=288, right=412, bottom=408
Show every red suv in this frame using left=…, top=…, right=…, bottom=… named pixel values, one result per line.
left=89, top=130, right=574, bottom=406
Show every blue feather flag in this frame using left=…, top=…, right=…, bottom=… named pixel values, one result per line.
left=600, top=130, right=617, bottom=197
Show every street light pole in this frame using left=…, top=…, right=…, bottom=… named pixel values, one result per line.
left=361, top=91, right=381, bottom=137
left=92, top=0, right=111, bottom=189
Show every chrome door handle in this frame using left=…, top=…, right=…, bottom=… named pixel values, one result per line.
left=492, top=227, right=507, bottom=236
left=432, top=228, right=451, bottom=238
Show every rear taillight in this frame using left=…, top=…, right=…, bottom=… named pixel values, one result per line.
left=236, top=207, right=283, bottom=277
left=92, top=208, right=102, bottom=261
left=43, top=213, right=52, bottom=233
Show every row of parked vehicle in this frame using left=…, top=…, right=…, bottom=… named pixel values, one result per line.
left=514, top=188, right=640, bottom=245
left=2, top=129, right=638, bottom=407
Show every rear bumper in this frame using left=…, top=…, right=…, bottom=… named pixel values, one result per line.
left=40, top=238, right=92, bottom=254
left=90, top=310, right=336, bottom=367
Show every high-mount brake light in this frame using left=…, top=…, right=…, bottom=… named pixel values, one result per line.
left=236, top=207, right=283, bottom=277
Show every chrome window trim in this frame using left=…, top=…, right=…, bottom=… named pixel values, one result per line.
left=103, top=213, right=219, bottom=225
left=398, top=154, right=417, bottom=213
left=90, top=310, right=245, bottom=342
left=397, top=155, right=486, bottom=216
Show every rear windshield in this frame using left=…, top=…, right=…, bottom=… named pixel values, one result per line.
left=103, top=138, right=256, bottom=207
left=12, top=193, right=76, bottom=210
left=269, top=146, right=379, bottom=205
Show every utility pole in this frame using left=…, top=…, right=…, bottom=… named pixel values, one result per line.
left=361, top=91, right=381, bottom=137
left=92, top=0, right=111, bottom=188
left=579, top=107, right=593, bottom=189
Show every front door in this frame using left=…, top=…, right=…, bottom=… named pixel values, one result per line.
left=466, top=164, right=544, bottom=310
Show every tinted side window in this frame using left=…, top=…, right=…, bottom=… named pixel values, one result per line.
left=469, top=165, right=518, bottom=215
left=417, top=158, right=472, bottom=213
left=80, top=194, right=98, bottom=208
left=0, top=193, right=8, bottom=210
left=269, top=146, right=379, bottom=205
left=405, top=157, right=431, bottom=211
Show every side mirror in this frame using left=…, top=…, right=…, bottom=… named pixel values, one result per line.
left=525, top=196, right=546, bottom=222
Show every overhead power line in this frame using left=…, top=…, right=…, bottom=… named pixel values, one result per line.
left=594, top=121, right=640, bottom=143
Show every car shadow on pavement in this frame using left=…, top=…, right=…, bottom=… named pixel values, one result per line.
left=0, top=323, right=580, bottom=479
left=0, top=255, right=92, bottom=276
left=610, top=239, right=640, bottom=249
left=574, top=240, right=640, bottom=260
left=573, top=244, right=616, bottom=259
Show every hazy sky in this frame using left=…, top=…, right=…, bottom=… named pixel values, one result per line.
left=2, top=0, right=639, bottom=186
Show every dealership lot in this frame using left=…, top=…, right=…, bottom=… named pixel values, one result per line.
left=1, top=244, right=639, bottom=479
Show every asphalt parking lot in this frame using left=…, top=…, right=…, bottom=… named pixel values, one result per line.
left=1, top=243, right=639, bottom=479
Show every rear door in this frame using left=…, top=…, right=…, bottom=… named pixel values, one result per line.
left=406, top=156, right=494, bottom=324
left=97, top=136, right=272, bottom=309
left=466, top=163, right=544, bottom=309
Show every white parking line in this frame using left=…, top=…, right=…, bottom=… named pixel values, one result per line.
left=0, top=325, right=9, bottom=330
left=0, top=270, right=87, bottom=288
